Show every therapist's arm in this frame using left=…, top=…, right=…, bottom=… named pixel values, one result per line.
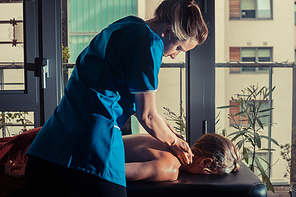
left=134, top=92, right=193, bottom=165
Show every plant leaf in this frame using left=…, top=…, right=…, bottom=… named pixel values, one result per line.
left=264, top=86, right=275, bottom=99
left=215, top=111, right=221, bottom=119
left=215, top=119, right=220, bottom=125
left=235, top=111, right=246, bottom=116
left=230, top=124, right=240, bottom=130
left=256, top=86, right=265, bottom=96
left=254, top=132, right=261, bottom=148
left=257, top=115, right=270, bottom=119
left=258, top=108, right=274, bottom=113
left=257, top=157, right=272, bottom=169
left=260, top=135, right=279, bottom=146
left=243, top=147, right=249, bottom=163
left=255, top=158, right=274, bottom=193
left=230, top=132, right=245, bottom=142
left=236, top=138, right=247, bottom=150
left=217, top=105, right=238, bottom=109
left=256, top=118, right=264, bottom=130
left=227, top=130, right=245, bottom=137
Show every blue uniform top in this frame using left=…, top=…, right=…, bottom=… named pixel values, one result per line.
left=26, top=16, right=164, bottom=187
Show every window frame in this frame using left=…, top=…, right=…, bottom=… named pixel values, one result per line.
left=294, top=2, right=296, bottom=25
left=230, top=0, right=273, bottom=20
left=229, top=47, right=273, bottom=74
left=240, top=47, right=272, bottom=73
left=186, top=0, right=215, bottom=146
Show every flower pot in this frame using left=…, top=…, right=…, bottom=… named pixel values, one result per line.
left=291, top=184, right=296, bottom=197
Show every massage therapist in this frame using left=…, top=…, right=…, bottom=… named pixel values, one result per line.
left=25, top=0, right=208, bottom=196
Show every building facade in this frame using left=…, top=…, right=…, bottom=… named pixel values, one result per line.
left=215, top=0, right=294, bottom=184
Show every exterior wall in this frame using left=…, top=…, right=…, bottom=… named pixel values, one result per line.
left=216, top=0, right=294, bottom=184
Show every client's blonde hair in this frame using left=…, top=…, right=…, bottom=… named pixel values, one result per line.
left=191, top=133, right=240, bottom=174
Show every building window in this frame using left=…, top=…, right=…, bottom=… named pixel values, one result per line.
left=295, top=2, right=296, bottom=25
left=229, top=47, right=272, bottom=73
left=229, top=101, right=248, bottom=126
left=230, top=0, right=272, bottom=20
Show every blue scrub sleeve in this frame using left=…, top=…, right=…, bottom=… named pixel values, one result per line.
left=126, top=33, right=163, bottom=94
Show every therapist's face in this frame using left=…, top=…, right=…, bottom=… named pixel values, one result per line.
left=163, top=34, right=198, bottom=59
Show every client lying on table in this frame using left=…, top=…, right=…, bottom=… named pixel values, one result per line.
left=4, top=130, right=240, bottom=182
left=124, top=133, right=240, bottom=181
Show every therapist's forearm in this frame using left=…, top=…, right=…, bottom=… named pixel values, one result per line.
left=134, top=92, right=176, bottom=145
left=138, top=110, right=177, bottom=146
left=134, top=92, right=193, bottom=165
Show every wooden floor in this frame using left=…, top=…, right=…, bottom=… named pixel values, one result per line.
left=267, top=186, right=291, bottom=197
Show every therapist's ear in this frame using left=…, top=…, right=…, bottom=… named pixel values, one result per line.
left=161, top=25, right=173, bottom=38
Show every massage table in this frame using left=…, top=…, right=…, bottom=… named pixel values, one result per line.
left=0, top=128, right=267, bottom=197
left=126, top=163, right=267, bottom=197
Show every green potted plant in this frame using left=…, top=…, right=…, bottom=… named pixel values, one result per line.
left=217, top=85, right=278, bottom=193
left=163, top=106, right=186, bottom=136
left=280, top=128, right=296, bottom=196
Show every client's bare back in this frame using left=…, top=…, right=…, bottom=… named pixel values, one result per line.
left=123, top=134, right=178, bottom=163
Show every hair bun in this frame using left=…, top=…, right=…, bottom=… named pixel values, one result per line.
left=185, top=0, right=194, bottom=7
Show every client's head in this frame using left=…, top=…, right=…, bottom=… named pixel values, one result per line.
left=181, top=133, right=240, bottom=175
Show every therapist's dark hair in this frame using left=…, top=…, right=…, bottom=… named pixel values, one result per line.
left=191, top=133, right=240, bottom=174
left=154, top=0, right=208, bottom=44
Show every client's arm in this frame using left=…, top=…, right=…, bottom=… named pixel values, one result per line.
left=5, top=160, right=26, bottom=179
left=126, top=157, right=180, bottom=181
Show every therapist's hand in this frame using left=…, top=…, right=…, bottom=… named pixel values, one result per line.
left=168, top=138, right=193, bottom=165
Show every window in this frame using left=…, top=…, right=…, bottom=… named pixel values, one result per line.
left=295, top=2, right=296, bottom=25
left=241, top=0, right=256, bottom=18
left=229, top=47, right=271, bottom=73
left=0, top=111, right=34, bottom=138
left=68, top=0, right=137, bottom=63
left=229, top=0, right=272, bottom=20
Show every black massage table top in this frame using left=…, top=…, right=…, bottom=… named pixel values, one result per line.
left=126, top=163, right=267, bottom=197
